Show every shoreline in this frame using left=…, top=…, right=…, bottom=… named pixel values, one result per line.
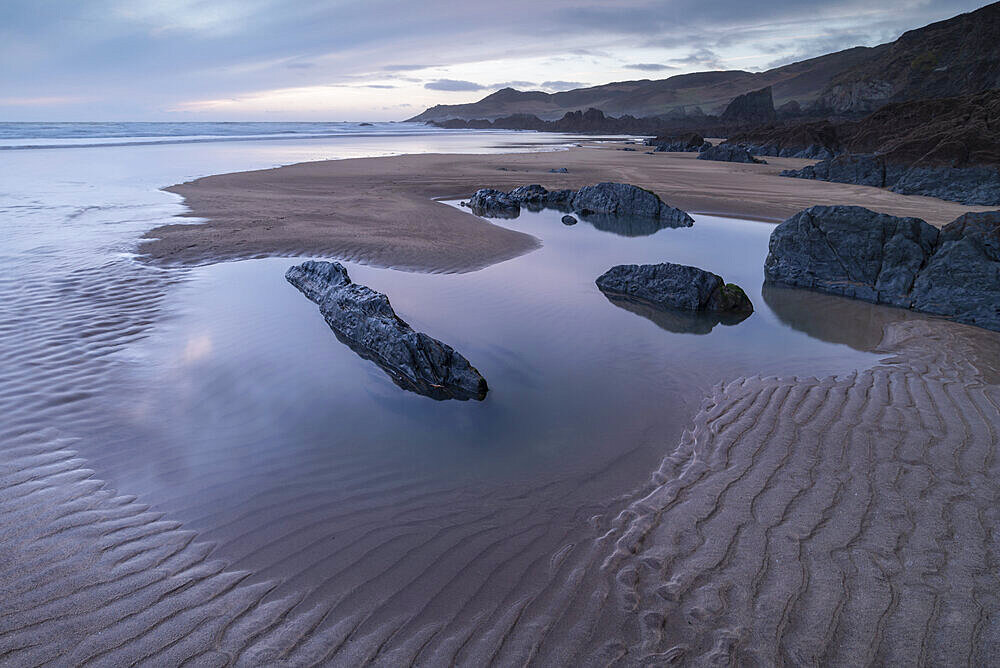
left=142, top=143, right=993, bottom=272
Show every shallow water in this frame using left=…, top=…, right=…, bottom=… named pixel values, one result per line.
left=3, top=129, right=977, bottom=663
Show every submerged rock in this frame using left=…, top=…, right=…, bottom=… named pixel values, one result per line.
left=697, top=144, right=766, bottom=164
left=764, top=206, right=1000, bottom=331
left=285, top=261, right=488, bottom=400
left=595, top=263, right=753, bottom=314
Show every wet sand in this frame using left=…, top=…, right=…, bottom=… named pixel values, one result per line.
left=5, top=140, right=1000, bottom=666
left=143, top=143, right=992, bottom=271
left=4, top=317, right=999, bottom=665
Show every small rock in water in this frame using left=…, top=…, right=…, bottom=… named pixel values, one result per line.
left=561, top=215, right=578, bottom=225
left=285, top=261, right=488, bottom=400
left=596, top=263, right=753, bottom=314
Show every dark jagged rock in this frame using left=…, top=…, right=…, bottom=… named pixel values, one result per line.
left=697, top=143, right=767, bottom=164
left=285, top=261, right=488, bottom=400
left=645, top=132, right=710, bottom=153
left=726, top=121, right=842, bottom=159
left=570, top=183, right=693, bottom=225
left=720, top=86, right=776, bottom=125
left=776, top=90, right=1000, bottom=205
left=763, top=206, right=937, bottom=306
left=764, top=206, right=1000, bottom=331
left=910, top=211, right=1000, bottom=330
left=596, top=263, right=753, bottom=315
left=466, top=188, right=520, bottom=218
left=464, top=183, right=694, bottom=230
left=781, top=153, right=1000, bottom=206
left=561, top=215, right=577, bottom=225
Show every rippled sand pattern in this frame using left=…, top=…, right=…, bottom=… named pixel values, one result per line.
left=585, top=320, right=1000, bottom=666
left=3, top=253, right=999, bottom=668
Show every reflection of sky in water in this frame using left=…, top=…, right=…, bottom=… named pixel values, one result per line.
left=91, top=204, right=892, bottom=520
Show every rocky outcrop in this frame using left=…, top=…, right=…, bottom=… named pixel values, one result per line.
left=645, top=133, right=711, bottom=153
left=570, top=183, right=693, bottom=224
left=910, top=211, right=1000, bottom=330
left=774, top=90, right=1000, bottom=205
left=720, top=86, right=776, bottom=125
left=465, top=183, right=694, bottom=230
left=285, top=261, right=488, bottom=400
left=781, top=154, right=1000, bottom=206
left=764, top=206, right=1000, bottom=331
left=697, top=144, right=766, bottom=164
left=725, top=121, right=842, bottom=159
left=465, top=188, right=522, bottom=218
left=596, top=263, right=753, bottom=314
left=814, top=2, right=1000, bottom=113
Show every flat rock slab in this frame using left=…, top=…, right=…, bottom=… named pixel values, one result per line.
left=286, top=260, right=488, bottom=400
left=596, top=262, right=754, bottom=314
left=765, top=206, right=1000, bottom=331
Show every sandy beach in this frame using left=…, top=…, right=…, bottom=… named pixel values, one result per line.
left=144, top=142, right=992, bottom=270
left=3, top=135, right=999, bottom=666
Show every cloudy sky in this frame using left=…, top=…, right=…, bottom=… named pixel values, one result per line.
left=0, top=0, right=989, bottom=121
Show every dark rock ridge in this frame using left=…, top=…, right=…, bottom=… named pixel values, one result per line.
left=734, top=90, right=1000, bottom=205
left=697, top=144, right=767, bottom=164
left=644, top=132, right=712, bottom=153
left=725, top=121, right=841, bottom=159
left=285, top=261, right=488, bottom=400
left=720, top=86, right=776, bottom=125
left=764, top=206, right=1000, bottom=331
left=781, top=154, right=1000, bottom=206
left=466, top=183, right=694, bottom=231
left=596, top=263, right=753, bottom=314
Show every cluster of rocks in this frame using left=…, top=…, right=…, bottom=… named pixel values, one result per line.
left=285, top=261, right=488, bottom=400
left=465, top=182, right=694, bottom=228
left=697, top=143, right=767, bottom=164
left=780, top=155, right=1000, bottom=206
left=644, top=133, right=712, bottom=153
left=765, top=206, right=1000, bottom=331
left=596, top=263, right=754, bottom=314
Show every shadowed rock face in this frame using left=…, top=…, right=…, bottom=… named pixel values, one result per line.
left=697, top=144, right=766, bottom=164
left=596, top=263, right=754, bottom=315
left=765, top=206, right=1000, bottom=331
left=466, top=183, right=694, bottom=235
left=720, top=86, right=776, bottom=125
left=285, top=261, right=488, bottom=400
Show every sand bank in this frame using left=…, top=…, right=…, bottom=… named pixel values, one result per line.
left=144, top=143, right=993, bottom=271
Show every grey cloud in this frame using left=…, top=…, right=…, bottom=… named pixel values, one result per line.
left=0, top=0, right=989, bottom=120
left=383, top=64, right=429, bottom=71
left=623, top=63, right=677, bottom=71
left=670, top=48, right=725, bottom=69
left=424, top=79, right=486, bottom=91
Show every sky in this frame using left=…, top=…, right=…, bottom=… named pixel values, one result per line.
left=0, top=0, right=990, bottom=121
